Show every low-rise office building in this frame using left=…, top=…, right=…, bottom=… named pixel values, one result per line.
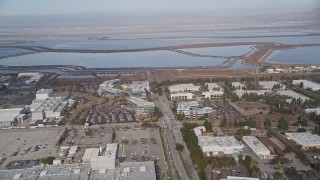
left=198, top=136, right=244, bottom=156
left=235, top=90, right=271, bottom=98
left=202, top=91, right=224, bottom=99
left=242, top=136, right=271, bottom=159
left=277, top=90, right=309, bottom=103
left=305, top=107, right=320, bottom=115
left=292, top=80, right=320, bottom=91
left=97, top=79, right=125, bottom=97
left=177, top=101, right=212, bottom=118
left=129, top=81, right=150, bottom=99
left=170, top=92, right=196, bottom=100
left=259, top=81, right=286, bottom=90
left=169, top=83, right=200, bottom=93
left=127, top=96, right=155, bottom=115
left=285, top=132, right=320, bottom=150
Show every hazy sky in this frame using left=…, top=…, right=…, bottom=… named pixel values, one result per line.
left=0, top=0, right=319, bottom=17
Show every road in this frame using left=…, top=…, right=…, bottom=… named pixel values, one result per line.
left=157, top=95, right=199, bottom=180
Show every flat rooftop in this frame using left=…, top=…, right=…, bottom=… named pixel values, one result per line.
left=292, top=80, right=320, bottom=89
left=205, top=83, right=222, bottom=91
left=242, top=136, right=270, bottom=153
left=105, top=143, right=118, bottom=160
left=115, top=161, right=156, bottom=180
left=277, top=90, right=309, bottom=101
left=127, top=97, right=154, bottom=107
left=169, top=83, right=200, bottom=92
left=285, top=132, right=320, bottom=147
left=198, top=136, right=243, bottom=147
left=259, top=81, right=285, bottom=90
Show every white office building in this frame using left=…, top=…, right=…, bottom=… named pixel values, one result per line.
left=27, top=89, right=68, bottom=122
left=232, top=82, right=246, bottom=91
left=130, top=81, right=150, bottom=99
left=285, top=133, right=320, bottom=150
left=170, top=92, right=196, bottom=100
left=90, top=143, right=118, bottom=170
left=177, top=101, right=212, bottom=118
left=0, top=108, right=25, bottom=127
left=242, top=136, right=271, bottom=159
left=198, top=136, right=244, bottom=156
left=97, top=79, right=125, bottom=97
left=259, top=81, right=286, bottom=90
left=292, top=80, right=320, bottom=91
left=169, top=83, right=200, bottom=93
left=127, top=96, right=155, bottom=115
left=202, top=91, right=224, bottom=99
left=194, top=126, right=206, bottom=136
left=277, top=90, right=309, bottom=103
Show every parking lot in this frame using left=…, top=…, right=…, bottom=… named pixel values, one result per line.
left=87, top=104, right=136, bottom=124
left=115, top=127, right=166, bottom=178
left=0, top=127, right=64, bottom=169
left=202, top=102, right=243, bottom=125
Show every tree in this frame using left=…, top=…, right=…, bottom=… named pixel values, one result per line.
left=278, top=117, right=288, bottom=131
left=264, top=118, right=272, bottom=127
left=203, top=120, right=213, bottom=132
left=41, top=156, right=55, bottom=165
left=175, top=143, right=184, bottom=152
left=299, top=82, right=304, bottom=88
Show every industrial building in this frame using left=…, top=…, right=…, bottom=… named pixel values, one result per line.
left=235, top=90, right=271, bottom=98
left=129, top=81, right=150, bottom=99
left=168, top=83, right=200, bottom=93
left=177, top=101, right=213, bottom=118
left=91, top=143, right=118, bottom=170
left=292, top=80, right=320, bottom=91
left=198, top=136, right=244, bottom=156
left=259, top=81, right=286, bottom=90
left=242, top=136, right=271, bottom=159
left=115, top=161, right=156, bottom=180
left=0, top=108, right=25, bottom=127
left=127, top=96, right=155, bottom=115
left=277, top=90, right=309, bottom=103
left=305, top=107, right=320, bottom=115
left=285, top=133, right=320, bottom=150
left=27, top=89, right=68, bottom=122
left=82, top=148, right=100, bottom=163
left=194, top=126, right=206, bottom=136
left=170, top=92, right=196, bottom=100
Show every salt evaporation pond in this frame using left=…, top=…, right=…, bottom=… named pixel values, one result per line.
left=266, top=47, right=320, bottom=64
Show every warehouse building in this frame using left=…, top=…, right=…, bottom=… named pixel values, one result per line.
left=82, top=148, right=100, bottom=163
left=198, top=136, right=244, bottom=156
left=194, top=126, right=206, bottom=136
left=127, top=96, right=155, bottom=115
left=177, top=101, right=212, bottom=118
left=0, top=108, right=25, bottom=127
left=285, top=132, right=320, bottom=150
left=277, top=90, right=309, bottom=103
left=129, top=81, right=150, bottom=99
left=259, top=81, right=286, bottom=90
left=90, top=143, right=118, bottom=170
left=242, top=136, right=271, bottom=159
left=292, top=80, right=320, bottom=91
left=27, top=89, right=68, bottom=122
left=170, top=92, right=196, bottom=100
left=169, top=83, right=200, bottom=93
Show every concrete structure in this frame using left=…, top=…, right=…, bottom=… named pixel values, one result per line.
left=115, top=161, right=156, bottom=180
left=177, top=101, right=213, bottom=118
left=36, top=89, right=53, bottom=100
left=292, top=80, right=320, bottom=91
left=97, top=79, right=125, bottom=97
left=90, top=143, right=118, bottom=170
left=235, top=90, right=271, bottom=98
left=27, top=89, right=68, bottom=122
left=130, top=81, right=150, bottom=99
left=242, top=136, right=271, bottom=159
left=259, top=81, right=286, bottom=90
left=82, top=148, right=100, bottom=163
left=127, top=96, right=155, bottom=115
left=198, top=136, right=244, bottom=156
left=277, top=90, right=309, bottom=103
left=194, top=126, right=206, bottom=136
left=0, top=108, right=24, bottom=127
left=169, top=83, right=200, bottom=93
left=232, top=82, right=246, bottom=90
left=285, top=133, right=320, bottom=150
left=202, top=91, right=223, bottom=99
left=305, top=107, right=320, bottom=115
left=170, top=92, right=195, bottom=100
